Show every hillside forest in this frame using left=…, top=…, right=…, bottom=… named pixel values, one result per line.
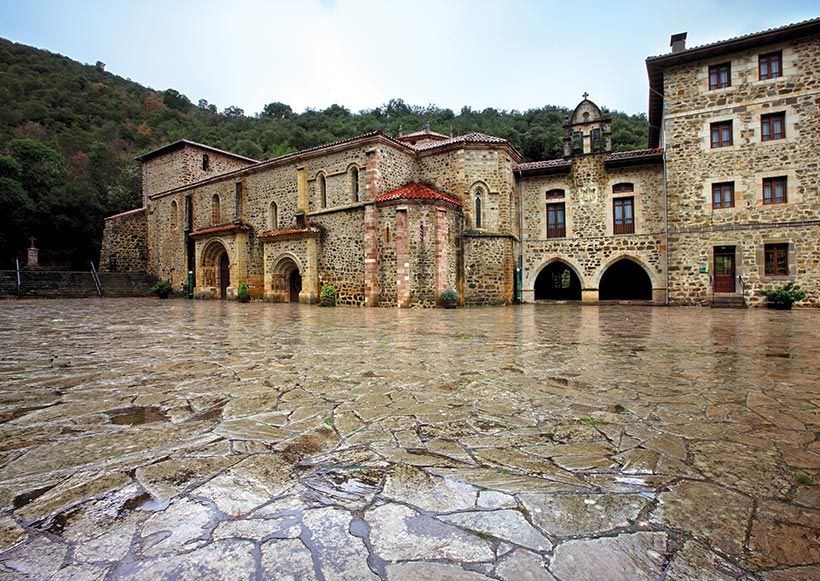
left=0, top=37, right=649, bottom=269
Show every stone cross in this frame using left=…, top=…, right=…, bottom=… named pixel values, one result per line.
left=582, top=92, right=589, bottom=100
left=29, top=236, right=36, bottom=249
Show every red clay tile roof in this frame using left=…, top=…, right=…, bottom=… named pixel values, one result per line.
left=189, top=224, right=250, bottom=238
left=412, top=132, right=511, bottom=152
left=375, top=182, right=462, bottom=207
left=104, top=207, right=146, bottom=221
left=516, top=159, right=572, bottom=171
left=257, top=227, right=319, bottom=239
left=398, top=128, right=450, bottom=141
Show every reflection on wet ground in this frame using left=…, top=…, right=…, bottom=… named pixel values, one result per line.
left=0, top=299, right=817, bottom=580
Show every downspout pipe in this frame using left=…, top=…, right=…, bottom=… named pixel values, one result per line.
left=516, top=168, right=525, bottom=304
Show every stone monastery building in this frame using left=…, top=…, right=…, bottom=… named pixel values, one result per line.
left=101, top=19, right=820, bottom=307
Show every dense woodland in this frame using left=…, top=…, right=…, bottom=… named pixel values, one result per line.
left=0, top=37, right=649, bottom=268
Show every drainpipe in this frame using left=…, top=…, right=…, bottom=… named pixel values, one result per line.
left=661, top=111, right=670, bottom=305
left=517, top=168, right=525, bottom=304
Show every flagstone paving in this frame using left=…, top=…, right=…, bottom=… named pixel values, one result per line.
left=0, top=298, right=818, bottom=580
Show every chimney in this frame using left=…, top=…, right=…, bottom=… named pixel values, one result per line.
left=670, top=32, right=687, bottom=53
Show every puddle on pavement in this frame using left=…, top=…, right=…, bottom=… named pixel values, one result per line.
left=107, top=406, right=170, bottom=425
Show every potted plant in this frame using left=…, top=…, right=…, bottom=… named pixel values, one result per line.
left=440, top=288, right=458, bottom=309
left=760, top=282, right=806, bottom=310
left=149, top=279, right=172, bottom=299
left=320, top=283, right=337, bottom=307
left=237, top=282, right=250, bottom=303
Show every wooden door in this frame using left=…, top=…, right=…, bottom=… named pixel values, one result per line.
left=219, top=253, right=230, bottom=299
left=289, top=270, right=301, bottom=303
left=713, top=246, right=735, bottom=293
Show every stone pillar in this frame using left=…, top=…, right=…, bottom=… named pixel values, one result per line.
left=582, top=289, right=599, bottom=303
left=296, top=166, right=308, bottom=213
left=435, top=208, right=448, bottom=299
left=395, top=208, right=410, bottom=308
left=364, top=148, right=381, bottom=202
left=229, top=233, right=249, bottom=299
left=363, top=205, right=379, bottom=306
left=301, top=236, right=319, bottom=304
left=27, top=246, right=38, bottom=268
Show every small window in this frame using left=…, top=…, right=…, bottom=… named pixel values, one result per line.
left=712, top=182, right=734, bottom=209
left=475, top=195, right=482, bottom=229
left=591, top=128, right=603, bottom=153
left=269, top=201, right=278, bottom=230
left=613, top=197, right=634, bottom=235
left=202, top=154, right=210, bottom=171
left=761, top=112, right=785, bottom=141
left=318, top=174, right=327, bottom=208
left=764, top=243, right=789, bottom=276
left=763, top=177, right=787, bottom=204
left=759, top=51, right=782, bottom=80
left=170, top=200, right=178, bottom=230
left=571, top=131, right=583, bottom=154
left=211, top=194, right=220, bottom=225
left=710, top=121, right=732, bottom=148
left=547, top=202, right=565, bottom=238
left=612, top=183, right=634, bottom=193
left=709, top=63, right=731, bottom=89
left=350, top=166, right=360, bottom=202
left=546, top=189, right=565, bottom=198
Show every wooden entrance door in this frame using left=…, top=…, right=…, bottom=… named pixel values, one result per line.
left=219, top=253, right=230, bottom=299
left=289, top=270, right=301, bottom=303
left=714, top=246, right=735, bottom=293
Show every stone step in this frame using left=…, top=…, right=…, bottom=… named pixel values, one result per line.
left=710, top=295, right=747, bottom=308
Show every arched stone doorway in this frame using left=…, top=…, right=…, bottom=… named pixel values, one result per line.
left=599, top=258, right=652, bottom=300
left=271, top=256, right=302, bottom=303
left=201, top=240, right=231, bottom=299
left=534, top=261, right=582, bottom=300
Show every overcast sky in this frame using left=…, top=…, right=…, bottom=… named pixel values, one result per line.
left=1, top=1, right=817, bottom=116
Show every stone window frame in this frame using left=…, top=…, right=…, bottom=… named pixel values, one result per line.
left=211, top=194, right=221, bottom=225
left=469, top=181, right=490, bottom=230
left=269, top=201, right=278, bottom=230
left=612, top=182, right=634, bottom=194
left=316, top=172, right=327, bottom=209
left=710, top=120, right=733, bottom=148
left=546, top=202, right=566, bottom=238
left=712, top=182, right=735, bottom=209
left=348, top=165, right=361, bottom=203
left=761, top=241, right=794, bottom=279
left=606, top=177, right=643, bottom=236
left=758, top=51, right=782, bottom=81
left=202, top=154, right=210, bottom=171
left=762, top=176, right=787, bottom=205
left=170, top=200, right=179, bottom=230
left=760, top=111, right=786, bottom=142
left=708, top=62, right=731, bottom=90
left=612, top=197, right=635, bottom=235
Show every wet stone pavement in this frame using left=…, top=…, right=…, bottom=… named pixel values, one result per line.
left=0, top=299, right=818, bottom=580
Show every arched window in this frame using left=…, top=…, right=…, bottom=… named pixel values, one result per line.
left=318, top=174, right=327, bottom=208
left=170, top=200, right=178, bottom=231
left=269, top=201, right=278, bottom=230
left=350, top=166, right=360, bottom=202
left=211, top=194, right=221, bottom=225
left=546, top=189, right=565, bottom=198
left=613, top=183, right=634, bottom=193
left=475, top=195, right=482, bottom=229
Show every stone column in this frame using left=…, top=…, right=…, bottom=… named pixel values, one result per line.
left=230, top=233, right=249, bottom=299
left=296, top=166, right=308, bottom=213
left=364, top=148, right=381, bottom=201
left=363, top=147, right=382, bottom=306
left=302, top=236, right=319, bottom=304
left=395, top=208, right=410, bottom=308
left=435, top=208, right=448, bottom=299
left=582, top=289, right=599, bottom=303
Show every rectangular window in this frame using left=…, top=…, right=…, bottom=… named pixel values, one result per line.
left=547, top=202, right=565, bottom=238
left=202, top=154, right=210, bottom=171
left=761, top=112, right=785, bottom=141
left=709, top=62, right=731, bottom=89
left=613, top=197, right=634, bottom=234
left=763, top=177, right=787, bottom=204
left=764, top=243, right=789, bottom=276
left=712, top=182, right=734, bottom=209
left=759, top=51, right=782, bottom=80
left=711, top=121, right=732, bottom=148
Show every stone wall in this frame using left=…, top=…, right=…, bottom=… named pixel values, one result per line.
left=311, top=208, right=366, bottom=305
left=99, top=208, right=148, bottom=273
left=520, top=157, right=666, bottom=302
left=663, top=32, right=820, bottom=305
left=463, top=234, right=515, bottom=305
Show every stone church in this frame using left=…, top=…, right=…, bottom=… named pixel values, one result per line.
left=101, top=18, right=819, bottom=307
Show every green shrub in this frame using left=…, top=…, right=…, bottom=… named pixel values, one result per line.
left=440, top=288, right=458, bottom=307
left=760, top=282, right=806, bottom=309
left=149, top=279, right=172, bottom=299
left=237, top=281, right=250, bottom=303
left=320, top=283, right=337, bottom=307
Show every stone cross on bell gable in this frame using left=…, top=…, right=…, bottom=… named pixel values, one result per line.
left=29, top=236, right=36, bottom=249
left=582, top=92, right=589, bottom=100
